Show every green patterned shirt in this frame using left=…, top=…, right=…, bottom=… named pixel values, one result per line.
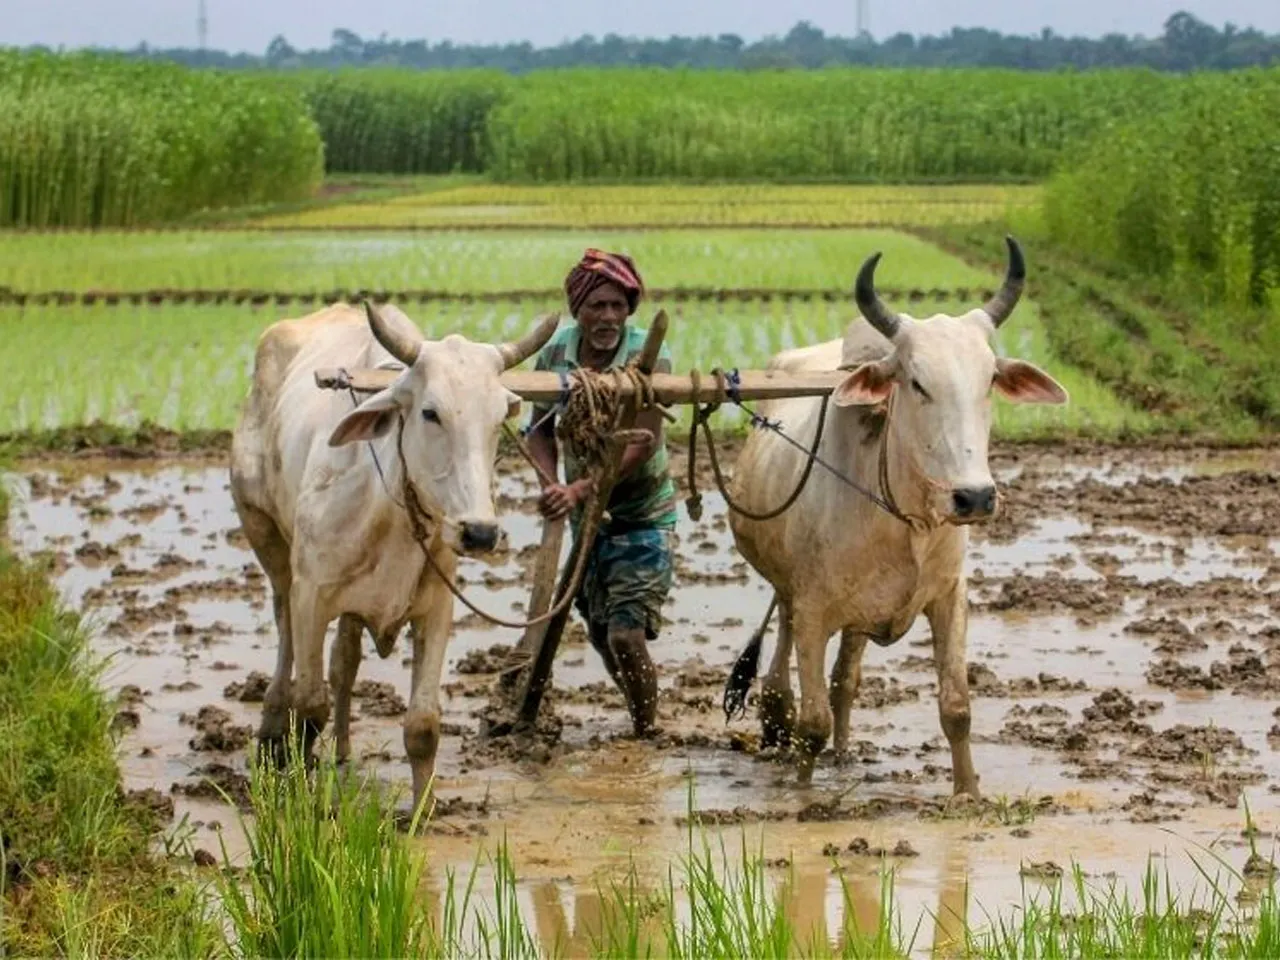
left=530, top=323, right=677, bottom=531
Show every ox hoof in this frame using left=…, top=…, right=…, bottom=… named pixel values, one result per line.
left=794, top=733, right=827, bottom=784
left=759, top=688, right=796, bottom=749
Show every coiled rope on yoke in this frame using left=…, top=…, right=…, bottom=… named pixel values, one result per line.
left=349, top=365, right=657, bottom=632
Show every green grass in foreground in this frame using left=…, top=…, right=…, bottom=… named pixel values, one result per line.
left=0, top=293, right=1139, bottom=440
left=248, top=182, right=1041, bottom=229
left=0, top=227, right=993, bottom=294
left=209, top=744, right=1280, bottom=960
left=0, top=506, right=220, bottom=955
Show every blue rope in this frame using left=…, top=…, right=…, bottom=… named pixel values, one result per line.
left=723, top=368, right=781, bottom=431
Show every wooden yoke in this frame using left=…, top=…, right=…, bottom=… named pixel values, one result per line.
left=315, top=366, right=848, bottom=405
left=503, top=311, right=670, bottom=729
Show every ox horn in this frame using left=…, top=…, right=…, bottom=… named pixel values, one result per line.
left=854, top=252, right=901, bottom=341
left=363, top=300, right=422, bottom=367
left=497, top=312, right=561, bottom=370
left=981, top=235, right=1026, bottom=329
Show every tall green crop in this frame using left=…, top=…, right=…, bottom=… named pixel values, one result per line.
left=1045, top=67, right=1280, bottom=311
left=293, top=69, right=513, bottom=174
left=0, top=50, right=323, bottom=228
left=485, top=68, right=1180, bottom=182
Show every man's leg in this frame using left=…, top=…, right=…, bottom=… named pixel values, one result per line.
left=601, top=528, right=674, bottom=738
left=588, top=621, right=624, bottom=689
left=609, top=623, right=658, bottom=737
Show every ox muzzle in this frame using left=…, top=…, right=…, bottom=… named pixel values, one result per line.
left=950, top=485, right=998, bottom=523
left=459, top=519, right=503, bottom=555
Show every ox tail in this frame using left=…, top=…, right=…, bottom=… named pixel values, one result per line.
left=723, top=594, right=778, bottom=724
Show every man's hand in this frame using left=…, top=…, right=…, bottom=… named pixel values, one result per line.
left=539, top=479, right=593, bottom=520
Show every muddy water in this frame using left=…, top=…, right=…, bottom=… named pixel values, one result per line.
left=7, top=444, right=1280, bottom=953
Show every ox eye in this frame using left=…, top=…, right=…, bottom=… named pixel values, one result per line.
left=421, top=408, right=440, bottom=424
left=910, top=378, right=930, bottom=400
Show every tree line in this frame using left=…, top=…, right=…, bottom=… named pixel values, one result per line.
left=53, top=11, right=1280, bottom=73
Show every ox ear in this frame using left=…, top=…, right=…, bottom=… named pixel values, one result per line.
left=832, top=360, right=895, bottom=407
left=993, top=358, right=1069, bottom=405
left=503, top=389, right=522, bottom=421
left=328, top=388, right=405, bottom=447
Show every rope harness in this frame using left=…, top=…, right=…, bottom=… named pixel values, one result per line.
left=340, top=379, right=587, bottom=631
left=683, top=367, right=916, bottom=528
left=334, top=357, right=924, bottom=633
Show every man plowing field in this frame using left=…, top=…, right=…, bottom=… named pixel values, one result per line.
left=524, top=249, right=676, bottom=738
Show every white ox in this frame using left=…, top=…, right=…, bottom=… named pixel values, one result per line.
left=229, top=301, right=557, bottom=804
left=724, top=237, right=1067, bottom=797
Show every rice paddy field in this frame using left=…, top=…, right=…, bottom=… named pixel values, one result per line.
left=4, top=51, right=1280, bottom=960
left=0, top=198, right=1143, bottom=441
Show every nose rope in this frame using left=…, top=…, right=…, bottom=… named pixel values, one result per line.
left=393, top=415, right=596, bottom=630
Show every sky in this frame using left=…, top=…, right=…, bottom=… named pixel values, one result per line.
left=4, top=0, right=1278, bottom=55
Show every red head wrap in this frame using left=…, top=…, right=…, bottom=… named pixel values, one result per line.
left=564, top=248, right=645, bottom=318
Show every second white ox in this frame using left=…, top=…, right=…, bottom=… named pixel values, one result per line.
left=230, top=301, right=557, bottom=804
left=725, top=236, right=1067, bottom=797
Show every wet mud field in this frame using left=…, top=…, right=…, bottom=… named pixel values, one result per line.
left=7, top=441, right=1280, bottom=951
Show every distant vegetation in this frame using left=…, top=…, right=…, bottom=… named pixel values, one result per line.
left=271, top=67, right=1186, bottom=181
left=483, top=69, right=1178, bottom=182
left=1045, top=67, right=1280, bottom=312
left=0, top=51, right=322, bottom=227
left=0, top=53, right=1200, bottom=221
left=293, top=70, right=507, bottom=175
left=102, top=11, right=1280, bottom=73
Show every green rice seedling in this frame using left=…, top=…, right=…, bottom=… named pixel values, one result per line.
left=0, top=288, right=1137, bottom=441
left=254, top=181, right=1042, bottom=229
left=0, top=225, right=998, bottom=293
left=212, top=736, right=434, bottom=959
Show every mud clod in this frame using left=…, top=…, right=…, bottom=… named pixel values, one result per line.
left=171, top=763, right=252, bottom=810
left=456, top=643, right=514, bottom=675
left=1020, top=861, right=1064, bottom=881
left=123, top=787, right=175, bottom=824
left=224, top=671, right=270, bottom=703
left=1122, top=790, right=1185, bottom=824
left=182, top=705, right=253, bottom=752
left=351, top=680, right=407, bottom=716
left=1131, top=725, right=1250, bottom=764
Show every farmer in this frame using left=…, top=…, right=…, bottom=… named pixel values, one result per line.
left=526, top=249, right=676, bottom=738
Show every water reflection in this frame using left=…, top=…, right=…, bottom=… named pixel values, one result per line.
left=446, top=837, right=979, bottom=958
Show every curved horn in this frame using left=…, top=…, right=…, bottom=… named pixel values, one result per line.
left=498, top=313, right=561, bottom=370
left=981, top=235, right=1026, bottom=329
left=363, top=300, right=421, bottom=367
left=854, top=252, right=901, bottom=341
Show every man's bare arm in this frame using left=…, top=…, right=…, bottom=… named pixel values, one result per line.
left=617, top=405, right=663, bottom=478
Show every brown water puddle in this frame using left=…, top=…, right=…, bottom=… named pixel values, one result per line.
left=6, top=445, right=1280, bottom=953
